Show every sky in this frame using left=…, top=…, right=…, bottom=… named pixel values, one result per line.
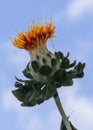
left=0, top=0, right=93, bottom=130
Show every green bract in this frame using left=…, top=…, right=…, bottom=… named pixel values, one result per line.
left=12, top=51, right=85, bottom=107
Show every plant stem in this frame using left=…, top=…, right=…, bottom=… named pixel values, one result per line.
left=54, top=91, right=72, bottom=130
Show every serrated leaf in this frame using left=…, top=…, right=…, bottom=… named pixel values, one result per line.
left=60, top=57, right=70, bottom=69
left=12, top=87, right=30, bottom=102
left=74, top=62, right=85, bottom=72
left=68, top=60, right=76, bottom=68
left=67, top=70, right=77, bottom=78
left=75, top=72, right=84, bottom=78
left=74, top=62, right=85, bottom=78
left=53, top=69, right=67, bottom=82
left=62, top=80, right=73, bottom=87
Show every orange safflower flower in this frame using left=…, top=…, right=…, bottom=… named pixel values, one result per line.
left=13, top=20, right=55, bottom=54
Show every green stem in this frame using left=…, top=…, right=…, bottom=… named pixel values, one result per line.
left=54, top=91, right=72, bottom=130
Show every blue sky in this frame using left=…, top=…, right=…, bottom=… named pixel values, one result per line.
left=0, top=0, right=93, bottom=130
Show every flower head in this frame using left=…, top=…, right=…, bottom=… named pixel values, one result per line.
left=13, top=20, right=55, bottom=54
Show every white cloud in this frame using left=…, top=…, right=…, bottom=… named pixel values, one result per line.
left=53, top=0, right=93, bottom=23
left=71, top=40, right=93, bottom=61
left=2, top=90, right=21, bottom=111
left=1, top=40, right=29, bottom=73
left=67, top=0, right=93, bottom=20
left=48, top=109, right=61, bottom=129
left=73, top=97, right=93, bottom=130
left=18, top=112, right=45, bottom=130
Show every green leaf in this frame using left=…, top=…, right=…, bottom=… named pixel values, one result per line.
left=21, top=100, right=36, bottom=107
left=14, top=82, right=23, bottom=88
left=74, top=63, right=85, bottom=72
left=23, top=90, right=37, bottom=105
left=52, top=69, right=67, bottom=82
left=31, top=60, right=39, bottom=73
left=39, top=65, right=52, bottom=76
left=66, top=52, right=70, bottom=57
left=75, top=72, right=84, bottom=78
left=22, top=62, right=33, bottom=79
left=67, top=70, right=77, bottom=78
left=51, top=58, right=57, bottom=67
left=55, top=51, right=64, bottom=60
left=58, top=51, right=64, bottom=59
left=55, top=52, right=60, bottom=60
left=42, top=82, right=56, bottom=100
left=52, top=69, right=74, bottom=87
left=12, top=87, right=30, bottom=102
left=22, top=68, right=33, bottom=79
left=47, top=53, right=51, bottom=58
left=60, top=57, right=70, bottom=69
left=68, top=60, right=76, bottom=68
left=36, top=55, right=39, bottom=60
left=34, top=82, right=44, bottom=90
left=15, top=77, right=38, bottom=88
left=15, top=76, right=28, bottom=83
left=62, top=79, right=73, bottom=87
left=74, top=62, right=85, bottom=78
left=23, top=89, right=44, bottom=107
left=42, top=58, right=47, bottom=64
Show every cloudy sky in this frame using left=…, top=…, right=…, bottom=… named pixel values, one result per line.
left=0, top=0, right=93, bottom=130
